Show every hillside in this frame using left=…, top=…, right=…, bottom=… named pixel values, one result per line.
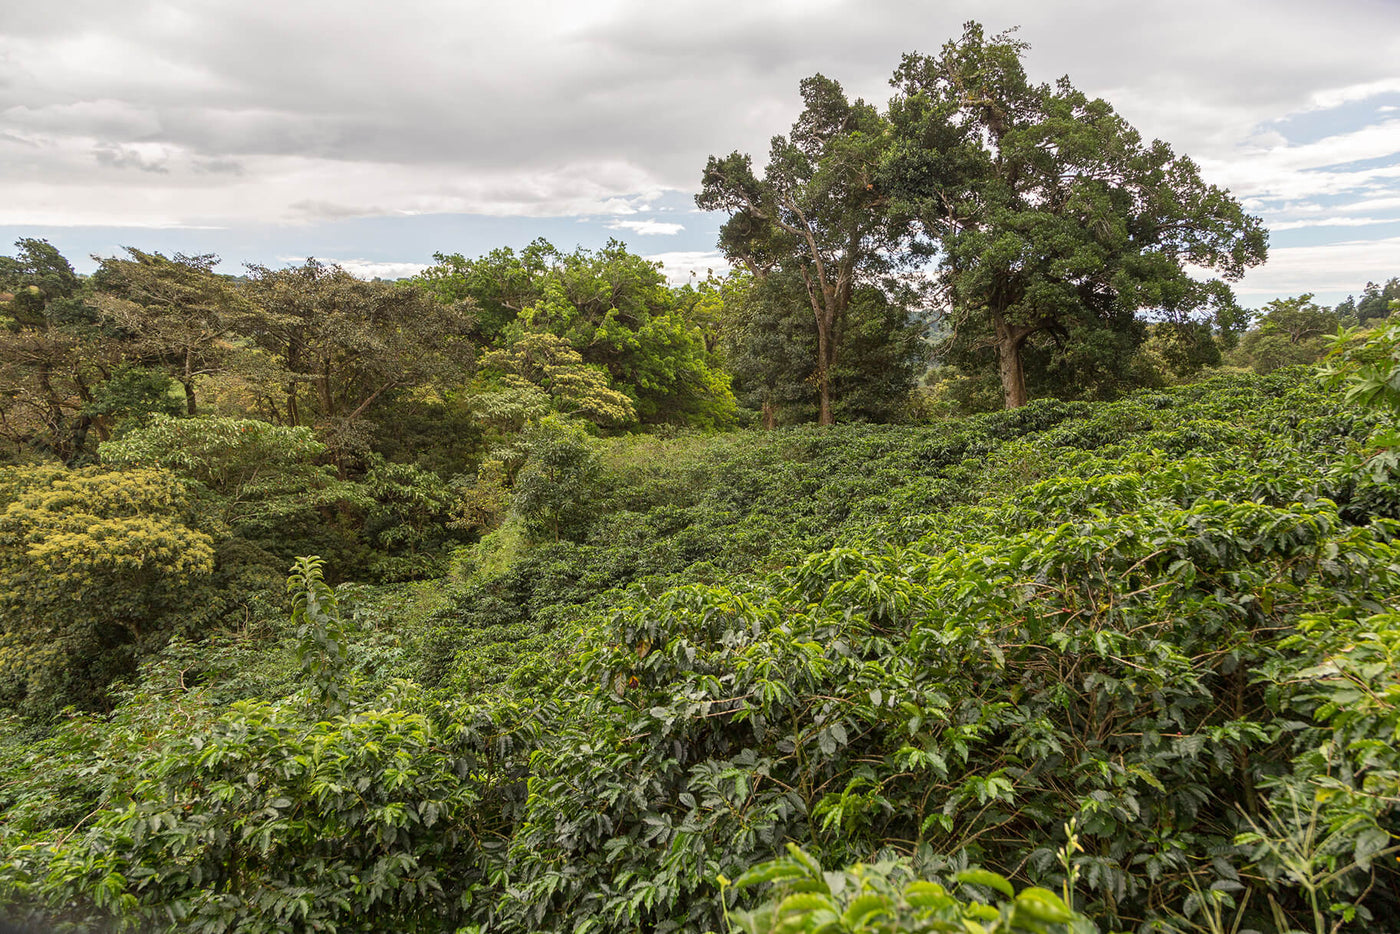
left=3, top=351, right=1399, bottom=933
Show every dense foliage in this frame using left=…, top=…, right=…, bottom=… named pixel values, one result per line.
left=3, top=351, right=1399, bottom=933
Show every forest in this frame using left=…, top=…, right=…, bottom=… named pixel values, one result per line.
left=2, top=22, right=1400, bottom=934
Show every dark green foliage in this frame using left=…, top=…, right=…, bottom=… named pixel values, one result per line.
left=1356, top=278, right=1399, bottom=325
left=80, top=365, right=185, bottom=430
left=0, top=240, right=110, bottom=463
left=511, top=415, right=603, bottom=543
left=361, top=457, right=461, bottom=581
left=885, top=23, right=1266, bottom=408
left=6, top=366, right=1400, bottom=934
left=0, top=238, right=82, bottom=314
left=714, top=272, right=820, bottom=426
left=697, top=76, right=912, bottom=425
left=717, top=270, right=927, bottom=427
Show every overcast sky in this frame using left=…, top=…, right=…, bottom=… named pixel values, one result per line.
left=3, top=0, right=1399, bottom=305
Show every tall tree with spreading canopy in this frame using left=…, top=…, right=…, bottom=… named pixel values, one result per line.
left=89, top=249, right=253, bottom=416
left=0, top=239, right=112, bottom=462
left=417, top=240, right=735, bottom=428
left=697, top=75, right=906, bottom=425
left=883, top=23, right=1267, bottom=407
left=241, top=260, right=476, bottom=468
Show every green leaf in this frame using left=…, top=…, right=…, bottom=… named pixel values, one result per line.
left=842, top=892, right=892, bottom=928
left=1012, top=888, right=1075, bottom=924
left=955, top=869, right=1014, bottom=898
left=1353, top=827, right=1392, bottom=870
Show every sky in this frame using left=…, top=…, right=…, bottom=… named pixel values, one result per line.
left=2, top=0, right=1399, bottom=307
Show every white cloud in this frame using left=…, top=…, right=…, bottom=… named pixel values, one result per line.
left=606, top=219, right=685, bottom=236
left=0, top=143, right=676, bottom=225
left=1269, top=217, right=1400, bottom=231
left=1306, top=78, right=1400, bottom=112
left=644, top=250, right=729, bottom=284
left=2, top=0, right=1399, bottom=307
left=1236, top=237, right=1400, bottom=296
left=1199, top=120, right=1400, bottom=202
left=321, top=258, right=430, bottom=280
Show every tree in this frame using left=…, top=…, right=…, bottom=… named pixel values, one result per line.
left=1235, top=294, right=1341, bottom=374
left=714, top=271, right=818, bottom=427
left=98, top=414, right=367, bottom=568
left=0, top=465, right=215, bottom=714
left=418, top=240, right=735, bottom=428
left=0, top=240, right=112, bottom=462
left=883, top=23, right=1267, bottom=407
left=241, top=260, right=476, bottom=469
left=88, top=250, right=253, bottom=415
left=1357, top=278, right=1399, bottom=325
left=698, top=75, right=904, bottom=425
left=716, top=271, right=926, bottom=426
left=479, top=331, right=637, bottom=428
left=416, top=239, right=557, bottom=344
left=511, top=415, right=600, bottom=543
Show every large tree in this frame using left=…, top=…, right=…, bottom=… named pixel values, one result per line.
left=0, top=239, right=112, bottom=461
left=697, top=75, right=906, bottom=425
left=883, top=23, right=1267, bottom=407
left=417, top=240, right=735, bottom=428
left=241, top=260, right=476, bottom=468
left=715, top=270, right=926, bottom=427
left=89, top=249, right=253, bottom=415
left=1357, top=278, right=1399, bottom=325
left=1235, top=294, right=1343, bottom=374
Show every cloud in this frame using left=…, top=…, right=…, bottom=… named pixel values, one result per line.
left=93, top=142, right=172, bottom=173
left=606, top=219, right=685, bottom=236
left=319, top=258, right=430, bottom=281
left=644, top=250, right=729, bottom=284
left=1198, top=120, right=1400, bottom=203
left=1306, top=78, right=1400, bottom=112
left=2, top=0, right=1399, bottom=307
left=4, top=0, right=1398, bottom=225
left=1269, top=216, right=1400, bottom=231
left=1236, top=236, right=1400, bottom=297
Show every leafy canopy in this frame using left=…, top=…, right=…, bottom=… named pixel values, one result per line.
left=882, top=22, right=1267, bottom=407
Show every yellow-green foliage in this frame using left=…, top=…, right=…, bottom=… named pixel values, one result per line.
left=0, top=465, right=214, bottom=712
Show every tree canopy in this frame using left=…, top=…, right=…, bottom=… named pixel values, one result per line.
left=698, top=75, right=910, bottom=425
left=882, top=23, right=1268, bottom=407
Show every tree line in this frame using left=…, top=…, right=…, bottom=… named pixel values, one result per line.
left=4, top=22, right=1396, bottom=462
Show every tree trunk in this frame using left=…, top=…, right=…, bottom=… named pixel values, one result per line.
left=35, top=362, right=73, bottom=461
left=286, top=340, right=301, bottom=426
left=762, top=399, right=776, bottom=430
left=69, top=415, right=92, bottom=465
left=815, top=314, right=835, bottom=426
left=993, top=315, right=1032, bottom=409
left=182, top=349, right=198, bottom=414
left=800, top=267, right=838, bottom=427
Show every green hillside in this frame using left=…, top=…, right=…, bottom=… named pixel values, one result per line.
left=4, top=344, right=1399, bottom=933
